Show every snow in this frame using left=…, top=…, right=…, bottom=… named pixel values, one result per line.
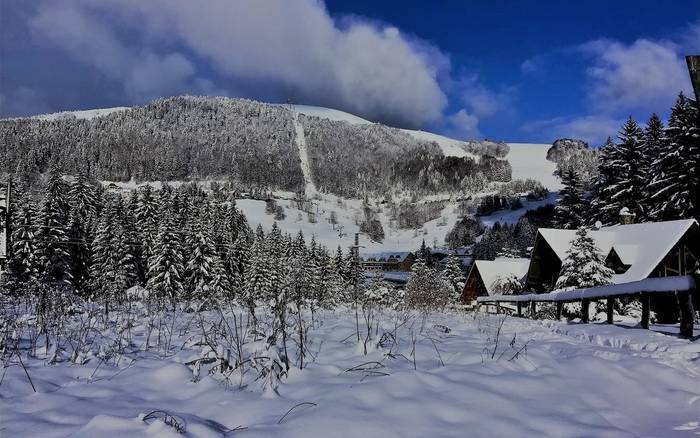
left=506, top=143, right=562, bottom=190
left=472, top=258, right=531, bottom=294
left=3, top=309, right=700, bottom=437
left=290, top=105, right=560, bottom=189
left=292, top=111, right=318, bottom=197
left=478, top=275, right=696, bottom=302
left=30, top=107, right=129, bottom=121
left=538, top=219, right=698, bottom=284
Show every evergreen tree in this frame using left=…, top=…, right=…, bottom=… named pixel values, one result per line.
left=37, top=165, right=72, bottom=286
left=641, top=114, right=665, bottom=218
left=590, top=137, right=618, bottom=224
left=90, top=196, right=137, bottom=308
left=5, top=203, right=41, bottom=289
left=594, top=118, right=646, bottom=222
left=186, top=218, right=229, bottom=301
left=404, top=257, right=451, bottom=309
left=649, top=93, right=700, bottom=220
left=443, top=253, right=464, bottom=301
left=553, top=168, right=587, bottom=229
left=68, top=168, right=98, bottom=222
left=555, top=227, right=613, bottom=289
left=146, top=211, right=185, bottom=306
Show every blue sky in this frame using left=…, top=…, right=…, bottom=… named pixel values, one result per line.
left=1, top=1, right=698, bottom=144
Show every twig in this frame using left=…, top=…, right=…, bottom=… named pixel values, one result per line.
left=15, top=351, right=36, bottom=393
left=277, top=402, right=317, bottom=424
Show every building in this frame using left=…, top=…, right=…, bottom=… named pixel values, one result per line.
left=524, top=219, right=699, bottom=322
left=461, top=258, right=530, bottom=303
left=525, top=219, right=699, bottom=291
left=360, top=252, right=415, bottom=272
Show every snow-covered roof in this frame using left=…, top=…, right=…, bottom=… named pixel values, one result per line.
left=361, top=252, right=413, bottom=263
left=537, top=219, right=697, bottom=284
left=473, top=258, right=531, bottom=295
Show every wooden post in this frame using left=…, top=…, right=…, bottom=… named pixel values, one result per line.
left=556, top=302, right=563, bottom=320
left=517, top=302, right=522, bottom=317
left=581, top=299, right=590, bottom=323
left=530, top=301, right=537, bottom=319
left=640, top=293, right=650, bottom=329
left=496, top=302, right=501, bottom=314
left=606, top=297, right=614, bottom=324
left=678, top=289, right=695, bottom=338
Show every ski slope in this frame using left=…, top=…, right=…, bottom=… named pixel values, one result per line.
left=291, top=105, right=559, bottom=190
left=292, top=112, right=318, bottom=197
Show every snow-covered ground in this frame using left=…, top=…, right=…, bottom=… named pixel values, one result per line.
left=3, top=309, right=699, bottom=437
left=30, top=107, right=129, bottom=121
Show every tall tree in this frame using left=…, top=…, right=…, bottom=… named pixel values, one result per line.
left=146, top=210, right=185, bottom=307
left=554, top=168, right=587, bottom=229
left=649, top=93, right=700, bottom=220
left=37, top=165, right=72, bottom=286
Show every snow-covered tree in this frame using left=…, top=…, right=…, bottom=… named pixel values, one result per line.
left=649, top=93, right=699, bottom=220
left=554, top=168, right=587, bottom=229
left=405, top=258, right=451, bottom=309
left=37, top=166, right=72, bottom=286
left=555, top=227, right=613, bottom=289
left=146, top=211, right=185, bottom=307
left=5, top=203, right=41, bottom=289
left=443, top=253, right=465, bottom=301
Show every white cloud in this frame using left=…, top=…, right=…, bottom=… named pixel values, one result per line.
left=447, top=109, right=481, bottom=139
left=28, top=0, right=448, bottom=127
left=456, top=74, right=514, bottom=119
left=580, top=38, right=692, bottom=113
left=521, top=115, right=622, bottom=146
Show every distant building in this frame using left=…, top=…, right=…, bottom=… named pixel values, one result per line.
left=360, top=252, right=415, bottom=272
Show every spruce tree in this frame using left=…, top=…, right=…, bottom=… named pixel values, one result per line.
left=37, top=165, right=72, bottom=286
left=596, top=118, right=646, bottom=222
left=555, top=227, right=613, bottom=289
left=443, top=253, right=464, bottom=301
left=641, top=114, right=665, bottom=219
left=6, top=203, right=41, bottom=289
left=146, top=211, right=185, bottom=307
left=649, top=93, right=699, bottom=220
left=554, top=168, right=587, bottom=229
left=186, top=219, right=228, bottom=302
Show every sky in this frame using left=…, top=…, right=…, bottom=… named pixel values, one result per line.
left=0, top=0, right=698, bottom=145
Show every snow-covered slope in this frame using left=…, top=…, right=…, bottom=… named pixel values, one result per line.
left=31, top=107, right=129, bottom=121
left=506, top=143, right=561, bottom=190
left=291, top=105, right=558, bottom=189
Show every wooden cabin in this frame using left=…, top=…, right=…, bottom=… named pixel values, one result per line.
left=462, top=258, right=530, bottom=303
left=524, top=219, right=699, bottom=321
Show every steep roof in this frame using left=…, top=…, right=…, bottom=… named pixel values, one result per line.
left=473, top=258, right=531, bottom=295
left=537, top=219, right=697, bottom=284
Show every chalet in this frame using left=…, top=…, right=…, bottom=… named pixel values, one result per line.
left=525, top=219, right=699, bottom=321
left=461, top=258, right=530, bottom=303
left=525, top=219, right=699, bottom=291
left=360, top=252, right=416, bottom=272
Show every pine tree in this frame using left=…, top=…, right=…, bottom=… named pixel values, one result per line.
left=146, top=211, right=184, bottom=307
left=5, top=203, right=41, bottom=289
left=641, top=114, right=665, bottom=219
left=37, top=165, right=72, bottom=286
left=90, top=196, right=137, bottom=308
left=404, top=257, right=451, bottom=309
left=186, top=218, right=229, bottom=302
left=594, top=118, right=646, bottom=223
left=67, top=206, right=92, bottom=294
left=649, top=93, right=700, bottom=220
left=443, top=253, right=464, bottom=301
left=68, top=168, right=98, bottom=222
left=590, top=137, right=617, bottom=224
left=555, top=227, right=613, bottom=289
left=554, top=168, right=587, bottom=229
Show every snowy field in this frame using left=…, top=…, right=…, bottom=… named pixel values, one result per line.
left=2, top=307, right=699, bottom=437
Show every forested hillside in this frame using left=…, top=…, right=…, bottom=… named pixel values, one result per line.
left=0, top=96, right=511, bottom=198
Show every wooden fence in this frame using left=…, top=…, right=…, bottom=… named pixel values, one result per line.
left=477, top=275, right=698, bottom=338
